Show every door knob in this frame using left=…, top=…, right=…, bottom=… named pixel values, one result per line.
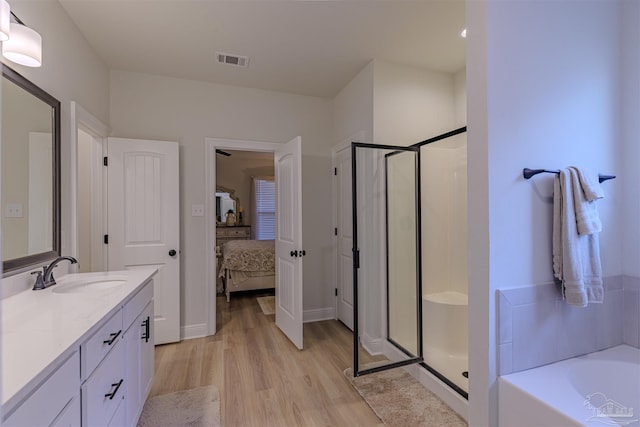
left=169, top=249, right=177, bottom=257
left=290, top=250, right=298, bottom=257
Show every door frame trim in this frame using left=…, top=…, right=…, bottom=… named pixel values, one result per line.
left=70, top=101, right=110, bottom=269
left=204, top=137, right=281, bottom=336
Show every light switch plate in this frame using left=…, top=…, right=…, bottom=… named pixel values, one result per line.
left=5, top=203, right=23, bottom=218
left=191, top=204, right=204, bottom=217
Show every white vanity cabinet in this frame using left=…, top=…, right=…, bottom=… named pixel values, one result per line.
left=1, top=272, right=156, bottom=427
left=3, top=352, right=81, bottom=427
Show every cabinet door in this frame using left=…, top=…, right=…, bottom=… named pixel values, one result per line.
left=125, top=301, right=154, bottom=427
left=124, top=318, right=141, bottom=427
left=3, top=352, right=80, bottom=427
left=140, top=301, right=155, bottom=401
left=50, top=396, right=81, bottom=427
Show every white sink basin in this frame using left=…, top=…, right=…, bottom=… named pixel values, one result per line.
left=52, top=278, right=127, bottom=294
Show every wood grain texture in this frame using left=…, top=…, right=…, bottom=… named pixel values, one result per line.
left=149, top=293, right=385, bottom=427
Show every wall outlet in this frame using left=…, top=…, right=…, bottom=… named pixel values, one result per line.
left=5, top=203, right=23, bottom=218
left=191, top=204, right=204, bottom=217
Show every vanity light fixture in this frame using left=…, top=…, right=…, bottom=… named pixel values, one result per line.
left=1, top=9, right=42, bottom=67
left=0, top=0, right=9, bottom=41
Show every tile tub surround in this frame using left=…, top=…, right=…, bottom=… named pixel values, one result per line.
left=1, top=269, right=157, bottom=413
left=497, top=276, right=640, bottom=375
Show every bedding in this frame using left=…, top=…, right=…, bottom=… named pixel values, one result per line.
left=219, top=239, right=275, bottom=301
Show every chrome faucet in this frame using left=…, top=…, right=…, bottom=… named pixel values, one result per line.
left=32, top=256, right=78, bottom=290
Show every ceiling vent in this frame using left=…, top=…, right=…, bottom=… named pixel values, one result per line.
left=216, top=52, right=249, bottom=68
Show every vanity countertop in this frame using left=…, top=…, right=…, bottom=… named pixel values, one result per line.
left=1, top=269, right=157, bottom=412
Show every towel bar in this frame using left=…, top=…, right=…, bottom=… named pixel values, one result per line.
left=523, top=168, right=615, bottom=183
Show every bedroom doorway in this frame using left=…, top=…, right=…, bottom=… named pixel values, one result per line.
left=205, top=137, right=304, bottom=349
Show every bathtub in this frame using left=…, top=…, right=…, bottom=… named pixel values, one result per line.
left=499, top=345, right=640, bottom=427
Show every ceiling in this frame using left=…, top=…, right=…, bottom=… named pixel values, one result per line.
left=59, top=1, right=466, bottom=98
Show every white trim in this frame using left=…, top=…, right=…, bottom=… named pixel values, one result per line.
left=180, top=323, right=208, bottom=341
left=70, top=102, right=110, bottom=271
left=381, top=341, right=469, bottom=422
left=303, top=307, right=335, bottom=323
left=360, top=331, right=384, bottom=356
left=204, top=137, right=282, bottom=337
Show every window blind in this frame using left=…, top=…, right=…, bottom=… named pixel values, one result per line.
left=254, top=178, right=275, bottom=240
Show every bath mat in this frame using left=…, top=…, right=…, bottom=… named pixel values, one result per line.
left=257, top=295, right=275, bottom=315
left=137, top=385, right=221, bottom=427
left=344, top=368, right=467, bottom=427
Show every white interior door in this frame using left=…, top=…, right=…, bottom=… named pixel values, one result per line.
left=336, top=147, right=354, bottom=330
left=275, top=136, right=304, bottom=349
left=107, top=137, right=180, bottom=345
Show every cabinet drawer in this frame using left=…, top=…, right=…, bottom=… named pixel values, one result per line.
left=81, top=309, right=123, bottom=380
left=4, top=352, right=80, bottom=427
left=123, top=279, right=153, bottom=330
left=217, top=227, right=250, bottom=238
left=82, top=339, right=125, bottom=427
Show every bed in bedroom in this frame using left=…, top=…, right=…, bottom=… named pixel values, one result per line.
left=219, top=239, right=275, bottom=302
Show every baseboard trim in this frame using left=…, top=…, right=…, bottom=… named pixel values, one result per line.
left=361, top=332, right=384, bottom=355
left=303, top=307, right=335, bottom=323
left=181, top=323, right=207, bottom=340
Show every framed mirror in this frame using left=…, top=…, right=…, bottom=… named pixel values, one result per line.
left=215, top=186, right=239, bottom=224
left=1, top=65, right=61, bottom=273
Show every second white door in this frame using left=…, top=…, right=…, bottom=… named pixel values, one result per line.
left=336, top=146, right=354, bottom=330
left=107, top=137, right=180, bottom=345
left=275, top=136, right=304, bottom=349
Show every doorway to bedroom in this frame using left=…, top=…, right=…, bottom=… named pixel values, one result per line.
left=205, top=137, right=304, bottom=349
left=214, top=149, right=276, bottom=301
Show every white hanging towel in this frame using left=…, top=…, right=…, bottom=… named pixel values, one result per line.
left=552, top=167, right=604, bottom=307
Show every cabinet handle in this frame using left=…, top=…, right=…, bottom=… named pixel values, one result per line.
left=104, top=379, right=124, bottom=400
left=141, top=316, right=150, bottom=343
left=103, top=330, right=122, bottom=345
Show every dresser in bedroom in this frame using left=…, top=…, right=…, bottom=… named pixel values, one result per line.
left=216, top=226, right=251, bottom=292
left=216, top=225, right=251, bottom=246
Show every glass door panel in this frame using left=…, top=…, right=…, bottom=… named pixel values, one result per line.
left=352, top=142, right=422, bottom=376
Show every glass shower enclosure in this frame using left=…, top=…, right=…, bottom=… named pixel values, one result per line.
left=351, top=128, right=468, bottom=398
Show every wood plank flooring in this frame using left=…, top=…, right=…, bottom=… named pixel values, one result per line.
left=148, top=292, right=384, bottom=427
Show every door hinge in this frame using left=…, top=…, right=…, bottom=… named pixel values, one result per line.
left=104, top=234, right=109, bottom=244
left=334, top=167, right=337, bottom=176
left=334, top=227, right=338, bottom=236
left=103, top=156, right=108, bottom=166
left=353, top=248, right=360, bottom=269
left=335, top=288, right=338, bottom=296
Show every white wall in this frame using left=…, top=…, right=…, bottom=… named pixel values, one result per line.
left=621, top=0, right=640, bottom=278
left=1, top=0, right=110, bottom=295
left=333, top=61, right=374, bottom=144
left=467, top=1, right=624, bottom=425
left=454, top=68, right=467, bottom=127
left=373, top=60, right=456, bottom=145
left=109, top=70, right=334, bottom=330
